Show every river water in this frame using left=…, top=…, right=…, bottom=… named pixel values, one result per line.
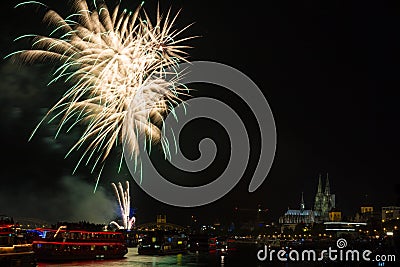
left=37, top=247, right=231, bottom=267
left=36, top=245, right=288, bottom=267
left=36, top=245, right=397, bottom=267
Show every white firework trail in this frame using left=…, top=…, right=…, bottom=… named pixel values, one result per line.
left=110, top=181, right=135, bottom=230
left=7, top=0, right=194, bottom=191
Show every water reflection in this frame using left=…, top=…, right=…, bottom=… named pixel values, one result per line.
left=37, top=246, right=397, bottom=267
left=38, top=247, right=213, bottom=267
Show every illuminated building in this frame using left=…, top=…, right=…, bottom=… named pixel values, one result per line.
left=279, top=193, right=318, bottom=231
left=314, top=174, right=335, bottom=221
left=279, top=175, right=337, bottom=232
left=382, top=206, right=400, bottom=222
left=361, top=206, right=374, bottom=214
left=157, top=215, right=167, bottom=224
left=324, top=221, right=367, bottom=238
left=354, top=199, right=380, bottom=223
left=328, top=208, right=342, bottom=222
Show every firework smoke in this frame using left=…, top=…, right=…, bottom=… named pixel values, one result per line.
left=9, top=0, right=193, bottom=187
left=110, top=181, right=135, bottom=230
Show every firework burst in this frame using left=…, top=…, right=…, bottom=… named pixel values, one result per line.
left=8, top=0, right=193, bottom=187
left=110, top=181, right=135, bottom=230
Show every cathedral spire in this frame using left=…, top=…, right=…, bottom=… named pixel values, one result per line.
left=314, top=174, right=324, bottom=213
left=325, top=173, right=330, bottom=195
left=317, top=174, right=322, bottom=193
left=300, top=192, right=305, bottom=212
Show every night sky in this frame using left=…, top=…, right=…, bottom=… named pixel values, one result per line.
left=0, top=0, right=398, bottom=227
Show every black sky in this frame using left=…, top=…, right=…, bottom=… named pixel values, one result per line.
left=0, top=0, right=398, bottom=226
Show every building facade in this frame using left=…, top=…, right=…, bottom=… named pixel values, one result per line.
left=314, top=174, right=335, bottom=221
left=361, top=206, right=374, bottom=214
left=328, top=208, right=342, bottom=222
left=354, top=203, right=380, bottom=223
left=279, top=174, right=336, bottom=229
left=279, top=193, right=318, bottom=225
left=382, top=206, right=400, bottom=222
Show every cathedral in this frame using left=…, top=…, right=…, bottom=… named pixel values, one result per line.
left=314, top=174, right=336, bottom=221
left=279, top=174, right=336, bottom=227
left=279, top=192, right=317, bottom=225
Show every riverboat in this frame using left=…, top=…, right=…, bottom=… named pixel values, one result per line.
left=32, top=225, right=128, bottom=261
left=0, top=215, right=36, bottom=267
left=137, top=230, right=188, bottom=255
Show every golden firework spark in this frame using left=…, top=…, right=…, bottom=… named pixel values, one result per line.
left=8, top=0, right=194, bottom=188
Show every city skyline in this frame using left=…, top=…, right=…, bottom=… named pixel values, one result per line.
left=0, top=0, right=397, bottom=226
